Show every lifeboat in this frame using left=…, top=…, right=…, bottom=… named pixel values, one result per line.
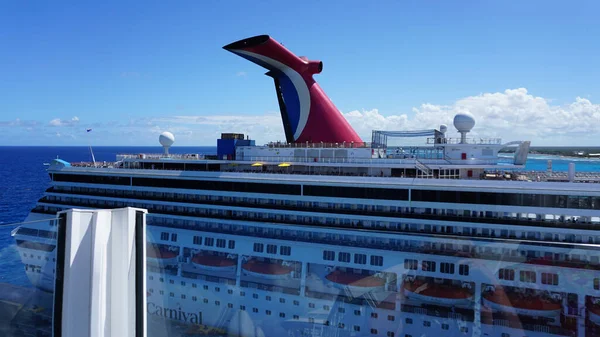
left=402, top=280, right=473, bottom=306
left=242, top=260, right=293, bottom=280
left=482, top=287, right=561, bottom=318
left=191, top=254, right=237, bottom=272
left=325, top=270, right=385, bottom=292
left=589, top=300, right=600, bottom=326
left=146, top=248, right=179, bottom=267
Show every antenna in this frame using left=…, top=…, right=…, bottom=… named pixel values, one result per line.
left=89, top=146, right=97, bottom=166
left=86, top=129, right=96, bottom=166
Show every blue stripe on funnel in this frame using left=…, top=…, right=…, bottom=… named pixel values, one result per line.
left=231, top=51, right=302, bottom=137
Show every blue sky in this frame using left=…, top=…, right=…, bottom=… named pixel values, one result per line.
left=1, top=1, right=599, bottom=146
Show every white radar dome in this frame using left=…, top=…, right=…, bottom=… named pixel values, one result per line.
left=439, top=124, right=448, bottom=133
left=453, top=113, right=476, bottom=133
left=159, top=131, right=175, bottom=147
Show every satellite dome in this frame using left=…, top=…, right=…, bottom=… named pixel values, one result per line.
left=453, top=113, right=476, bottom=133
left=439, top=124, right=448, bottom=133
left=159, top=131, right=175, bottom=147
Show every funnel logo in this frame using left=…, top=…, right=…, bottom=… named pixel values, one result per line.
left=224, top=35, right=363, bottom=145
left=231, top=50, right=310, bottom=141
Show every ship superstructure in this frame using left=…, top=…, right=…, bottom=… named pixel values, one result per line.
left=11, top=35, right=600, bottom=337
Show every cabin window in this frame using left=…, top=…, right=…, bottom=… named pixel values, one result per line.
left=422, top=261, right=436, bottom=272
left=170, top=233, right=177, bottom=242
left=459, top=264, right=469, bottom=276
left=499, top=268, right=515, bottom=280
left=370, top=255, right=384, bottom=266
left=354, top=254, right=367, bottom=264
left=387, top=315, right=395, bottom=321
left=371, top=329, right=378, bottom=334
left=193, top=236, right=202, bottom=245
left=520, top=270, right=537, bottom=283
left=371, top=312, right=378, bottom=318
left=280, top=246, right=291, bottom=256
left=267, top=244, right=277, bottom=254
left=404, top=259, right=418, bottom=270
left=228, top=240, right=235, bottom=249
left=253, top=243, right=264, bottom=252
left=440, top=262, right=455, bottom=274
left=205, top=237, right=214, bottom=246
left=593, top=278, right=599, bottom=290
left=160, top=232, right=169, bottom=241
left=541, top=273, right=559, bottom=285
left=339, top=252, right=351, bottom=263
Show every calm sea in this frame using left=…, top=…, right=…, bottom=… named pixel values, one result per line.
left=0, top=146, right=599, bottom=287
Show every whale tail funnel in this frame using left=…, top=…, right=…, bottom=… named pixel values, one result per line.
left=223, top=35, right=363, bottom=145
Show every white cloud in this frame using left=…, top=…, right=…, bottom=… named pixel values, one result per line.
left=48, top=116, right=80, bottom=127
left=345, top=88, right=600, bottom=145
left=147, top=88, right=600, bottom=146
left=236, top=71, right=247, bottom=77
left=49, top=118, right=62, bottom=126
left=4, top=88, right=599, bottom=146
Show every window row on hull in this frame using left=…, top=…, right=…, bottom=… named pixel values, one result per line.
left=52, top=173, right=600, bottom=210
left=31, top=203, right=600, bottom=273
left=43, top=191, right=600, bottom=244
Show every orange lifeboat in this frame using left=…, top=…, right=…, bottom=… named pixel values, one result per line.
left=147, top=248, right=179, bottom=267
left=403, top=279, right=473, bottom=306
left=242, top=259, right=293, bottom=280
left=191, top=254, right=237, bottom=272
left=325, top=270, right=386, bottom=292
left=482, top=286, right=561, bottom=318
left=589, top=299, right=600, bottom=326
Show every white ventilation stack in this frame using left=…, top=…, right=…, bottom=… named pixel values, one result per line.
left=439, top=124, right=448, bottom=138
left=159, top=131, right=175, bottom=156
left=453, top=113, right=476, bottom=144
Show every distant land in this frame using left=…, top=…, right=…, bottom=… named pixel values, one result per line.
left=501, top=146, right=600, bottom=158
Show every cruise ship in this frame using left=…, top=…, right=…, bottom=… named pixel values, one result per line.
left=11, top=35, right=600, bottom=337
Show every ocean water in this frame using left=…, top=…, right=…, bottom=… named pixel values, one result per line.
left=520, top=154, right=600, bottom=172
left=0, top=146, right=598, bottom=288
left=0, top=146, right=216, bottom=287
